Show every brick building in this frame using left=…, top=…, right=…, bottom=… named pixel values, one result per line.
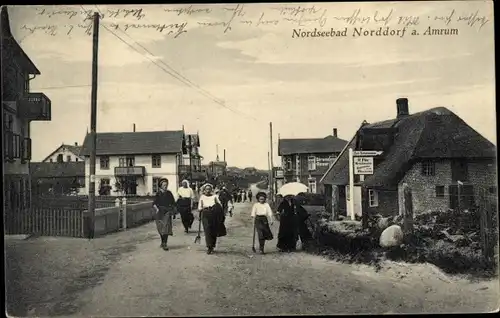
left=278, top=129, right=348, bottom=194
left=320, top=98, right=497, bottom=218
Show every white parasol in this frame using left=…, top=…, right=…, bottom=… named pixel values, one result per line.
left=277, top=182, right=308, bottom=197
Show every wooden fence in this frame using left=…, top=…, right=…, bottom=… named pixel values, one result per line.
left=4, top=199, right=155, bottom=238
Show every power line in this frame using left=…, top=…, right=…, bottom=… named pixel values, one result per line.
left=90, top=5, right=260, bottom=122
left=101, top=23, right=259, bottom=121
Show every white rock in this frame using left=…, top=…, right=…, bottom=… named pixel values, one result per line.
left=379, top=225, right=404, bottom=247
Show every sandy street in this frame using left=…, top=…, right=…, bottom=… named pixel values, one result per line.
left=5, top=202, right=499, bottom=317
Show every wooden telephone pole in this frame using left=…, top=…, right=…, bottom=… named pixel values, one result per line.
left=269, top=122, right=274, bottom=201
left=87, top=12, right=100, bottom=239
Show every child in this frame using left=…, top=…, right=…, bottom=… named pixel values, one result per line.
left=251, top=192, right=275, bottom=254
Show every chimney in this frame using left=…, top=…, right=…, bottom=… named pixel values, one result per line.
left=75, top=142, right=78, bottom=146
left=396, top=98, right=409, bottom=119
left=223, top=149, right=226, bottom=162
left=133, top=123, right=136, bottom=132
left=333, top=128, right=338, bottom=137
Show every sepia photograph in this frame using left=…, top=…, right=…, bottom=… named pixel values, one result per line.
left=2, top=1, right=498, bottom=316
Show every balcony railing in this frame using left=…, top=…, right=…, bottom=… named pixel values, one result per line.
left=114, top=166, right=146, bottom=177
left=17, top=92, right=52, bottom=121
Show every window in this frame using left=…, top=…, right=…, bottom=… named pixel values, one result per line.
left=119, top=157, right=126, bottom=167
left=435, top=186, right=445, bottom=198
left=308, top=178, right=317, bottom=194
left=57, top=154, right=63, bottom=163
left=152, top=155, right=161, bottom=168
left=67, top=155, right=71, bottom=162
left=421, top=161, right=435, bottom=176
left=152, top=177, right=161, bottom=194
left=76, top=158, right=79, bottom=162
left=285, top=158, right=292, bottom=170
left=451, top=160, right=469, bottom=182
left=50, top=159, right=53, bottom=162
left=368, top=189, right=379, bottom=207
left=126, top=156, right=135, bottom=167
left=307, top=155, right=316, bottom=171
left=21, top=138, right=31, bottom=162
left=4, top=113, right=13, bottom=132
left=100, top=156, right=110, bottom=169
left=13, top=134, right=21, bottom=159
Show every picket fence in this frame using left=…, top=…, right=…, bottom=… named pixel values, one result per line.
left=4, top=198, right=155, bottom=238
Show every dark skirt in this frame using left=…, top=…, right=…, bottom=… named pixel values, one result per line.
left=277, top=214, right=298, bottom=251
left=155, top=206, right=174, bottom=236
left=255, top=216, right=273, bottom=241
left=178, top=198, right=194, bottom=230
left=202, top=206, right=226, bottom=248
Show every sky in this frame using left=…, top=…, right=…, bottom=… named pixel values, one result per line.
left=8, top=1, right=496, bottom=169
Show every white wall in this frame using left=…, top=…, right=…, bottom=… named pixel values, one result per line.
left=84, top=153, right=179, bottom=196
left=43, top=146, right=83, bottom=163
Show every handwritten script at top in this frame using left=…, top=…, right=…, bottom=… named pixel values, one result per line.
left=20, top=4, right=491, bottom=38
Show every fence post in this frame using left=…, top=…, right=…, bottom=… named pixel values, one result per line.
left=122, top=197, right=127, bottom=230
left=115, top=198, right=122, bottom=230
left=402, top=183, right=414, bottom=234
left=361, top=186, right=369, bottom=229
left=332, top=185, right=339, bottom=221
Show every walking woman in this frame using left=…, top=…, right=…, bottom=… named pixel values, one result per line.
left=276, top=195, right=300, bottom=252
left=295, top=195, right=313, bottom=250
left=152, top=178, right=176, bottom=251
left=177, top=179, right=196, bottom=233
left=251, top=192, right=274, bottom=254
left=198, top=183, right=227, bottom=254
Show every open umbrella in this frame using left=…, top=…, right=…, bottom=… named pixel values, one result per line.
left=278, top=182, right=308, bottom=197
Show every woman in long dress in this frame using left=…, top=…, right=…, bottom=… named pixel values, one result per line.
left=198, top=183, right=227, bottom=254
left=152, top=178, right=176, bottom=251
left=177, top=179, right=196, bottom=233
left=251, top=192, right=275, bottom=254
left=276, top=195, right=300, bottom=252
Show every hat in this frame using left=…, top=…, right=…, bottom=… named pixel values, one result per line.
left=159, top=178, right=169, bottom=185
left=256, top=192, right=267, bottom=200
left=201, top=183, right=214, bottom=191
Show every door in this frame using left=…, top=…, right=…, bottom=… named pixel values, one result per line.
left=449, top=185, right=475, bottom=210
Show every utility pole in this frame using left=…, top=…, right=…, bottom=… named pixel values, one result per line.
left=188, top=134, right=193, bottom=183
left=267, top=151, right=271, bottom=195
left=88, top=12, right=100, bottom=239
left=269, top=122, right=275, bottom=201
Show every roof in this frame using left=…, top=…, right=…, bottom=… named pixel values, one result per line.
left=79, top=130, right=184, bottom=156
left=30, top=162, right=85, bottom=178
left=278, top=135, right=348, bottom=155
left=321, top=107, right=496, bottom=187
left=42, top=144, right=83, bottom=162
left=1, top=7, right=40, bottom=74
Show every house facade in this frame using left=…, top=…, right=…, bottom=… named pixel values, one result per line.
left=42, top=142, right=84, bottom=163
left=178, top=133, right=207, bottom=187
left=2, top=7, right=51, bottom=212
left=79, top=130, right=199, bottom=196
left=278, top=129, right=348, bottom=194
left=320, top=98, right=497, bottom=219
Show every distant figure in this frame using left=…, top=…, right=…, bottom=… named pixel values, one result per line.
left=198, top=183, right=227, bottom=254
left=251, top=192, right=275, bottom=254
left=218, top=186, right=234, bottom=217
left=243, top=191, right=247, bottom=202
left=276, top=195, right=300, bottom=252
left=152, top=178, right=176, bottom=251
left=237, top=191, right=242, bottom=203
left=177, top=180, right=195, bottom=234
left=232, top=190, right=238, bottom=203
left=247, top=189, right=253, bottom=202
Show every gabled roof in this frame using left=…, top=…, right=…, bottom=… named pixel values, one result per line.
left=79, top=130, right=184, bottom=156
left=1, top=7, right=40, bottom=75
left=321, top=107, right=496, bottom=187
left=42, top=144, right=83, bottom=162
left=30, top=162, right=85, bottom=178
left=278, top=135, right=348, bottom=156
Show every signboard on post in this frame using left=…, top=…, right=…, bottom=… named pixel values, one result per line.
left=353, top=150, right=383, bottom=157
left=353, top=157, right=374, bottom=175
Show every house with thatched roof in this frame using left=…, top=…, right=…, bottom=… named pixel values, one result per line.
left=278, top=129, right=348, bottom=194
left=320, top=98, right=497, bottom=218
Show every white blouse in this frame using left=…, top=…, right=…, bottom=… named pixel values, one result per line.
left=251, top=203, right=274, bottom=221
left=198, top=194, right=221, bottom=210
left=178, top=187, right=195, bottom=199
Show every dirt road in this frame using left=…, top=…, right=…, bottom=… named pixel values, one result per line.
left=5, top=202, right=499, bottom=316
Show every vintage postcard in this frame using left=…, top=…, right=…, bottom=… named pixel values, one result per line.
left=3, top=1, right=498, bottom=316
